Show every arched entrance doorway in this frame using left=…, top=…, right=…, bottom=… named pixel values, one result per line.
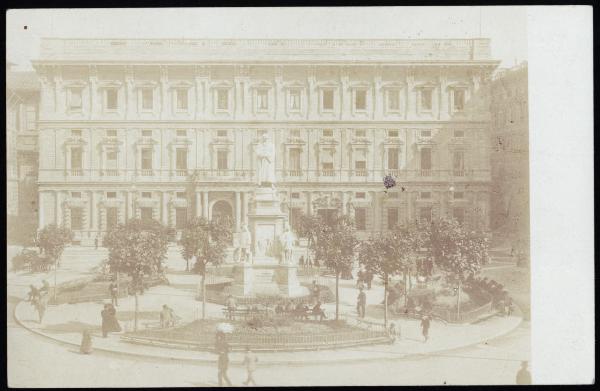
left=211, top=200, right=233, bottom=226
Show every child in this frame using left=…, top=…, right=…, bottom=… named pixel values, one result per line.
left=242, top=346, right=258, bottom=386
left=80, top=329, right=93, bottom=354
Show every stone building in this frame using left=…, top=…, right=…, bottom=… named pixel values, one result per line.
left=32, top=38, right=498, bottom=245
left=6, top=65, right=40, bottom=243
left=490, top=62, right=529, bottom=248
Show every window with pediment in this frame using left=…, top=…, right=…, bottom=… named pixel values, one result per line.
left=387, top=89, right=401, bottom=111
left=141, top=88, right=154, bottom=111
left=420, top=88, right=433, bottom=111
left=68, top=88, right=83, bottom=111
left=71, top=147, right=83, bottom=170
left=256, top=88, right=269, bottom=111
left=104, top=88, right=119, bottom=111
left=176, top=148, right=188, bottom=170
left=175, top=88, right=189, bottom=111
left=216, top=89, right=229, bottom=111
left=354, top=89, right=367, bottom=111
left=453, top=89, right=466, bottom=112
left=289, top=89, right=301, bottom=111
left=387, top=147, right=400, bottom=170
left=321, top=89, right=334, bottom=111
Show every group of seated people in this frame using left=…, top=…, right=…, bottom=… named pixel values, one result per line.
left=273, top=300, right=327, bottom=321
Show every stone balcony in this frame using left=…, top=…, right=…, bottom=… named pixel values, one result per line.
left=39, top=168, right=491, bottom=184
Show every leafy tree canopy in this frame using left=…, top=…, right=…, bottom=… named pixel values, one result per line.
left=35, top=224, right=73, bottom=262
left=104, top=219, right=173, bottom=282
left=312, top=214, right=358, bottom=274
left=178, top=217, right=232, bottom=275
left=426, top=218, right=490, bottom=282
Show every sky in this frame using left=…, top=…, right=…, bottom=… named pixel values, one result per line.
left=6, top=7, right=527, bottom=71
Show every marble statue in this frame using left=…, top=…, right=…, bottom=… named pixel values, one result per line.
left=280, top=225, right=295, bottom=264
left=255, top=133, right=276, bottom=187
left=239, top=224, right=253, bottom=264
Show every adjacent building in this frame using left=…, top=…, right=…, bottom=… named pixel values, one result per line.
left=490, top=62, right=529, bottom=248
left=6, top=65, right=40, bottom=243
left=32, top=38, right=498, bottom=245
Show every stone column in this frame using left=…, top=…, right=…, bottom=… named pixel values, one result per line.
left=235, top=191, right=241, bottom=231
left=202, top=191, right=209, bottom=219
left=90, top=191, right=97, bottom=230
left=161, top=191, right=169, bottom=225
left=54, top=190, right=61, bottom=226
left=342, top=191, right=348, bottom=215
left=242, top=191, right=249, bottom=225
left=38, top=191, right=45, bottom=229
left=306, top=192, right=313, bottom=215
left=196, top=191, right=202, bottom=218
left=406, top=191, right=413, bottom=225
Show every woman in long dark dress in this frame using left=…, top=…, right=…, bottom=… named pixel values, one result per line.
left=106, top=304, right=122, bottom=333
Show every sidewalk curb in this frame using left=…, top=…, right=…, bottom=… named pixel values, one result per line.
left=14, top=299, right=524, bottom=367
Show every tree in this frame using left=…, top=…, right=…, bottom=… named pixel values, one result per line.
left=426, top=218, right=490, bottom=318
left=35, top=224, right=73, bottom=302
left=295, top=212, right=323, bottom=264
left=359, top=228, right=421, bottom=327
left=103, top=219, right=172, bottom=331
left=311, top=214, right=358, bottom=321
left=184, top=216, right=233, bottom=319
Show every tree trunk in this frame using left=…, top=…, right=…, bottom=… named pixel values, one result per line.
left=186, top=258, right=190, bottom=272
left=403, top=270, right=408, bottom=307
left=201, top=272, right=206, bottom=320
left=134, top=292, right=139, bottom=332
left=53, top=257, right=58, bottom=303
left=335, top=271, right=340, bottom=321
left=456, top=279, right=462, bottom=321
left=384, top=274, right=388, bottom=328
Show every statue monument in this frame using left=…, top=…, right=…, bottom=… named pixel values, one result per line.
left=230, top=133, right=308, bottom=298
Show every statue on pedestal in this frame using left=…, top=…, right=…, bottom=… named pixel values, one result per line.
left=280, top=224, right=295, bottom=265
left=238, top=224, right=253, bottom=264
left=255, top=133, right=276, bottom=188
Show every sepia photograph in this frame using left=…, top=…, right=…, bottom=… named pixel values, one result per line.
left=5, top=6, right=593, bottom=387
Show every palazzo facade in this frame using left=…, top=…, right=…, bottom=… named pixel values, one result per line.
left=33, top=38, right=498, bottom=245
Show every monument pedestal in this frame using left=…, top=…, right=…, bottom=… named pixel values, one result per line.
left=229, top=186, right=308, bottom=299
left=230, top=263, right=309, bottom=298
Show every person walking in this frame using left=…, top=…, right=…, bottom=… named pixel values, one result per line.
left=94, top=235, right=99, bottom=250
left=109, top=280, right=119, bottom=307
left=421, top=314, right=431, bottom=342
left=516, top=361, right=532, bottom=385
left=242, top=346, right=258, bottom=386
left=80, top=329, right=93, bottom=354
left=357, top=288, right=367, bottom=318
left=35, top=291, right=49, bottom=324
left=101, top=304, right=110, bottom=337
left=215, top=332, right=233, bottom=387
